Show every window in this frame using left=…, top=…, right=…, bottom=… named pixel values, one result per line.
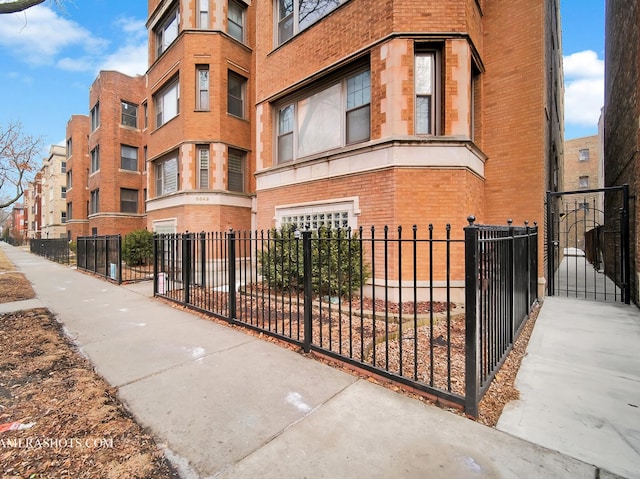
left=90, top=103, right=100, bottom=131
left=579, top=202, right=590, bottom=212
left=228, top=0, right=245, bottom=42
left=196, top=66, right=209, bottom=111
left=155, top=78, right=180, bottom=127
left=120, top=188, right=138, bottom=213
left=90, top=146, right=100, bottom=173
left=282, top=211, right=349, bottom=230
left=197, top=146, right=210, bottom=189
left=276, top=0, right=349, bottom=45
left=579, top=176, right=589, bottom=188
left=67, top=203, right=72, bottom=221
left=228, top=71, right=246, bottom=118
left=90, top=189, right=99, bottom=215
left=228, top=148, right=245, bottom=192
left=198, top=0, right=209, bottom=28
left=66, top=138, right=72, bottom=158
left=415, top=52, right=436, bottom=135
left=121, top=101, right=138, bottom=128
left=61, top=161, right=66, bottom=173
left=121, top=145, right=138, bottom=171
left=579, top=148, right=590, bottom=161
left=276, top=68, right=370, bottom=163
left=143, top=146, right=148, bottom=171
left=143, top=102, right=148, bottom=129
left=66, top=170, right=72, bottom=189
left=61, top=186, right=66, bottom=199
left=155, top=4, right=179, bottom=57
left=155, top=154, right=179, bottom=196
left=61, top=211, right=66, bottom=224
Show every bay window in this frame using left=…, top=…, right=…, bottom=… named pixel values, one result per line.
left=276, top=0, right=350, bottom=45
left=155, top=153, right=179, bottom=196
left=155, top=78, right=180, bottom=128
left=276, top=68, right=370, bottom=164
left=155, top=4, right=179, bottom=57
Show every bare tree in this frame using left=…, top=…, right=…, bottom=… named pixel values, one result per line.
left=0, top=0, right=46, bottom=14
left=0, top=121, right=43, bottom=209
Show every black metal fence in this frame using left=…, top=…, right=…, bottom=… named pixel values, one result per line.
left=154, top=218, right=538, bottom=417
left=29, top=238, right=70, bottom=264
left=76, top=234, right=154, bottom=284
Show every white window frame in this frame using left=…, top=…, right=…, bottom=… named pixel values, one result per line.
left=90, top=146, right=100, bottom=173
left=198, top=0, right=209, bottom=28
left=415, top=51, right=437, bottom=135
left=155, top=153, right=179, bottom=197
left=579, top=176, right=589, bottom=188
left=197, top=146, right=210, bottom=189
left=121, top=101, right=138, bottom=128
left=90, top=189, right=99, bottom=215
left=155, top=77, right=180, bottom=128
left=276, top=0, right=350, bottom=46
left=196, top=65, right=210, bottom=111
left=275, top=197, right=360, bottom=231
left=120, top=188, right=139, bottom=213
left=276, top=67, right=370, bottom=164
left=228, top=0, right=245, bottom=42
left=579, top=149, right=590, bottom=161
left=121, top=145, right=138, bottom=171
left=155, top=4, right=180, bottom=58
left=90, top=103, right=100, bottom=131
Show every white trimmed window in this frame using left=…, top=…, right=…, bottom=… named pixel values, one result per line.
left=121, top=145, right=138, bottom=171
left=579, top=149, right=590, bottom=161
left=198, top=0, right=209, bottom=28
left=197, top=146, right=210, bottom=189
left=228, top=71, right=246, bottom=118
left=415, top=52, right=436, bottom=135
left=155, top=4, right=179, bottom=57
left=276, top=0, right=350, bottom=45
left=121, top=101, right=138, bottom=128
left=90, top=146, right=100, bottom=173
left=90, top=103, right=100, bottom=131
left=155, top=78, right=180, bottom=128
left=579, top=176, right=589, bottom=188
left=276, top=68, right=370, bottom=163
left=90, top=189, right=99, bottom=214
left=196, top=66, right=209, bottom=111
left=155, top=153, right=179, bottom=196
left=120, top=188, right=139, bottom=213
left=228, top=0, right=245, bottom=42
left=276, top=198, right=359, bottom=230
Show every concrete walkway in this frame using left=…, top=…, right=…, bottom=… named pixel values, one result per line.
left=0, top=242, right=630, bottom=478
left=497, top=297, right=640, bottom=479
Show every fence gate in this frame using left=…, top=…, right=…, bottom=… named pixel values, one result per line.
left=546, top=185, right=630, bottom=303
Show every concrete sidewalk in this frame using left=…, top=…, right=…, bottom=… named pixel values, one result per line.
left=0, top=243, right=624, bottom=478
left=498, top=297, right=640, bottom=479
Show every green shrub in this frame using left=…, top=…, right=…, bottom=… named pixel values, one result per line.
left=68, top=240, right=77, bottom=253
left=260, top=225, right=368, bottom=297
left=122, top=230, right=154, bottom=266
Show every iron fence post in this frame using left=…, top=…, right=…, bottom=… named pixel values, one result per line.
left=507, top=219, right=515, bottom=342
left=200, top=231, right=206, bottom=288
left=303, top=231, right=312, bottom=353
left=153, top=234, right=158, bottom=296
left=118, top=235, right=123, bottom=284
left=228, top=231, right=237, bottom=320
left=183, top=233, right=191, bottom=305
left=622, top=184, right=630, bottom=304
left=464, top=215, right=480, bottom=418
left=546, top=191, right=554, bottom=296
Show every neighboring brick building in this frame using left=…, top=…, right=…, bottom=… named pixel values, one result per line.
left=604, top=0, right=640, bottom=303
left=24, top=173, right=41, bottom=239
left=254, top=0, right=563, bottom=295
left=145, top=0, right=255, bottom=234
left=65, top=115, right=90, bottom=241
left=40, top=145, right=68, bottom=239
left=562, top=135, right=602, bottom=251
left=86, top=71, right=147, bottom=236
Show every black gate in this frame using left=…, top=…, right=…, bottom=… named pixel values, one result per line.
left=546, top=185, right=630, bottom=303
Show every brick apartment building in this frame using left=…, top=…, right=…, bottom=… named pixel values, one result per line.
left=562, top=135, right=602, bottom=251
left=24, top=171, right=42, bottom=239
left=604, top=0, right=640, bottom=303
left=40, top=145, right=68, bottom=239
left=65, top=114, right=90, bottom=240
left=61, top=0, right=562, bottom=295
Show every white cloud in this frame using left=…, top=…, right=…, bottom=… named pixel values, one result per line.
left=563, top=50, right=604, bottom=127
left=0, top=5, right=107, bottom=66
left=97, top=43, right=148, bottom=77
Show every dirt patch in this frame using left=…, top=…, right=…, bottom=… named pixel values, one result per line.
left=0, top=247, right=177, bottom=478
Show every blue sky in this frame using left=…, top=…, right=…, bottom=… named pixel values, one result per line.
left=0, top=0, right=604, bottom=152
